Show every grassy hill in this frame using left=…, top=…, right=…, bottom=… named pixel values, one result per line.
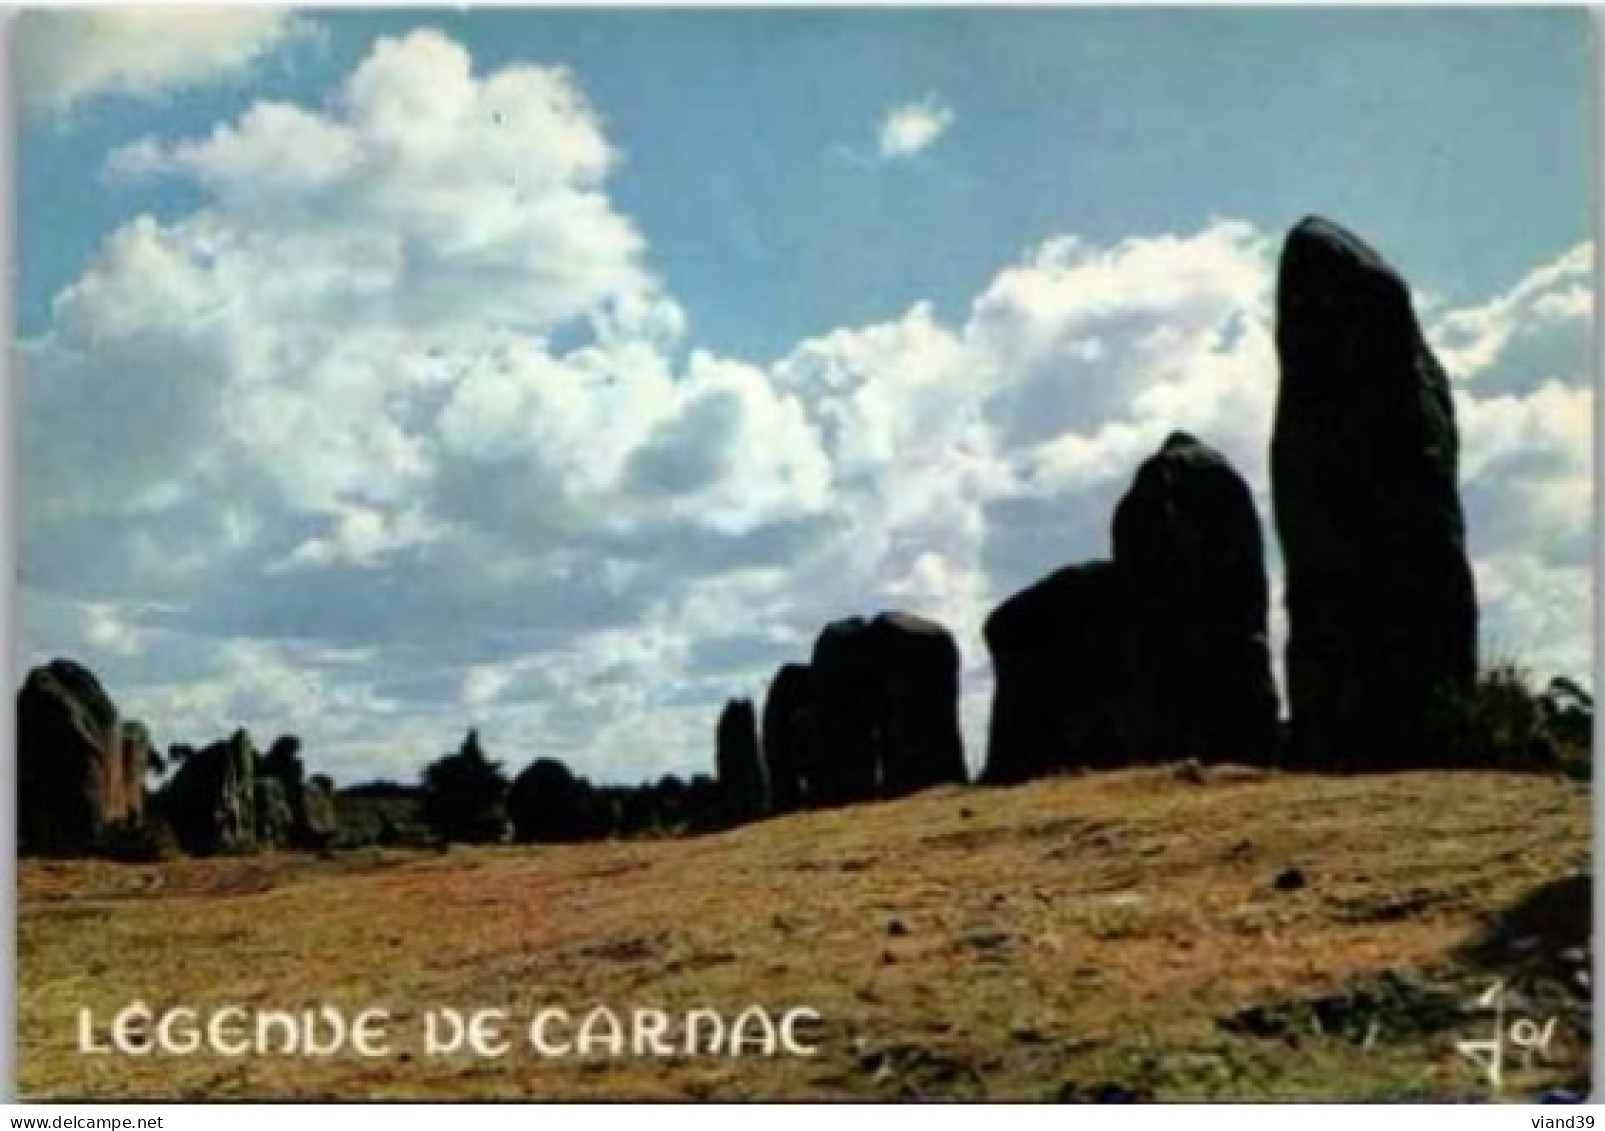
left=18, top=765, right=1591, bottom=1101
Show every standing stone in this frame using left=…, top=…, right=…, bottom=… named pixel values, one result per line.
left=867, top=612, right=968, bottom=796
left=982, top=562, right=1134, bottom=784
left=715, top=698, right=764, bottom=823
left=507, top=759, right=606, bottom=843
left=1112, top=432, right=1280, bottom=764
left=809, top=617, right=881, bottom=804
left=260, top=735, right=305, bottom=788
left=684, top=773, right=725, bottom=834
left=761, top=663, right=814, bottom=813
left=18, top=659, right=145, bottom=856
left=1273, top=216, right=1478, bottom=768
left=161, top=729, right=259, bottom=855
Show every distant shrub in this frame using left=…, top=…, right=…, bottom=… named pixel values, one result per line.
left=332, top=791, right=431, bottom=849
left=419, top=730, right=509, bottom=844
left=1539, top=676, right=1594, bottom=780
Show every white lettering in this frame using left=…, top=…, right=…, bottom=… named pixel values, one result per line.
left=207, top=1007, right=250, bottom=1057
left=684, top=1008, right=725, bottom=1055
left=425, top=1008, right=465, bottom=1055
left=156, top=1008, right=200, bottom=1056
left=352, top=1009, right=392, bottom=1058
left=303, top=1006, right=348, bottom=1057
left=112, top=1002, right=153, bottom=1056
left=76, top=1009, right=109, bottom=1054
left=632, top=1009, right=674, bottom=1056
left=254, top=1010, right=298, bottom=1055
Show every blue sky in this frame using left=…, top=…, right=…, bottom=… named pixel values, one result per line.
left=14, top=9, right=1595, bottom=785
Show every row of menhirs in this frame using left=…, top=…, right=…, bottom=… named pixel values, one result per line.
left=17, top=661, right=338, bottom=858
left=17, top=217, right=1480, bottom=852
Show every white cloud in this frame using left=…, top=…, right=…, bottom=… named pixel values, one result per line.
left=876, top=97, right=955, bottom=160
left=1430, top=242, right=1592, bottom=395
left=1473, top=555, right=1593, bottom=681
left=18, top=29, right=1593, bottom=786
left=971, top=224, right=1276, bottom=490
left=15, top=9, right=311, bottom=115
left=82, top=604, right=144, bottom=660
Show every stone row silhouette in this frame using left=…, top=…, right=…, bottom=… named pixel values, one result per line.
left=983, top=431, right=1279, bottom=782
left=162, top=731, right=339, bottom=854
left=1273, top=217, right=1478, bottom=769
left=983, top=217, right=1476, bottom=780
left=505, top=751, right=729, bottom=844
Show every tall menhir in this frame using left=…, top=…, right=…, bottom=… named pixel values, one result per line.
left=1272, top=216, right=1478, bottom=768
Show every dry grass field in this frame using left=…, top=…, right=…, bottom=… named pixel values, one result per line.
left=19, top=765, right=1592, bottom=1101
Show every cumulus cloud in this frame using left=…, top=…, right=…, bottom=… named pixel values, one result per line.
left=81, top=604, right=145, bottom=659
left=1431, top=242, right=1592, bottom=396
left=18, top=29, right=1592, bottom=785
left=15, top=9, right=311, bottom=115
left=1429, top=245, right=1595, bottom=681
left=19, top=30, right=838, bottom=779
left=876, top=97, right=955, bottom=160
